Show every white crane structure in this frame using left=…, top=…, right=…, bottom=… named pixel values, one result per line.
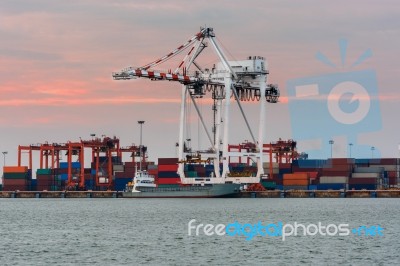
left=112, top=27, right=280, bottom=184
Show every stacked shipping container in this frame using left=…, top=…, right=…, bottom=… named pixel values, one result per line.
left=36, top=169, right=61, bottom=191
left=1, top=157, right=398, bottom=191
left=283, top=173, right=309, bottom=190
left=2, top=166, right=31, bottom=191
left=158, top=158, right=180, bottom=186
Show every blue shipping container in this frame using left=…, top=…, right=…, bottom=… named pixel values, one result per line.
left=355, top=159, right=370, bottom=165
left=158, top=171, right=180, bottom=178
left=115, top=178, right=130, bottom=191
left=308, top=185, right=318, bottom=190
left=205, top=165, right=214, bottom=170
left=349, top=184, right=376, bottom=190
left=279, top=168, right=292, bottom=174
left=60, top=162, right=81, bottom=169
left=293, top=159, right=327, bottom=168
left=30, top=179, right=37, bottom=191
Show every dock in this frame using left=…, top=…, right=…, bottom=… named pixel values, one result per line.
left=0, top=190, right=400, bottom=198
left=240, top=190, right=400, bottom=198
left=0, top=191, right=122, bottom=198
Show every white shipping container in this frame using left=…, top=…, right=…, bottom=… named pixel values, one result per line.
left=379, top=165, right=398, bottom=172
left=354, top=167, right=384, bottom=173
left=352, top=173, right=380, bottom=178
left=99, top=177, right=108, bottom=183
left=320, top=176, right=348, bottom=184
left=263, top=162, right=279, bottom=169
left=148, top=165, right=158, bottom=170
left=113, top=164, right=124, bottom=172
left=263, top=168, right=279, bottom=174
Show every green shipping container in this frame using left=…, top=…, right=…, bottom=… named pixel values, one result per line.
left=36, top=169, right=53, bottom=175
left=3, top=173, right=28, bottom=179
left=261, top=181, right=276, bottom=189
left=50, top=185, right=59, bottom=191
left=187, top=171, right=198, bottom=177
left=157, top=184, right=180, bottom=188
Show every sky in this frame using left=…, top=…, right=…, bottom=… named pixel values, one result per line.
left=1, top=0, right=400, bottom=171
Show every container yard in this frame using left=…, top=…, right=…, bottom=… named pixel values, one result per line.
left=1, top=27, right=399, bottom=197
left=1, top=135, right=399, bottom=197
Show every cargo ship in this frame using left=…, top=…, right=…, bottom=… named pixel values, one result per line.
left=122, top=169, right=241, bottom=198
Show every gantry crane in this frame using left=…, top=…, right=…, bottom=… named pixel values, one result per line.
left=18, top=136, right=145, bottom=190
left=113, top=27, right=280, bottom=184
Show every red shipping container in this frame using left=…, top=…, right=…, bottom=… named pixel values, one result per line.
left=124, top=167, right=136, bottom=173
left=115, top=172, right=133, bottom=178
left=158, top=158, right=179, bottom=165
left=279, top=163, right=292, bottom=169
left=323, top=165, right=352, bottom=171
left=36, top=176, right=53, bottom=181
left=3, top=179, right=28, bottom=186
left=327, top=158, right=355, bottom=165
left=124, top=162, right=134, bottom=168
left=307, top=171, right=319, bottom=179
left=379, top=158, right=397, bottom=165
left=283, top=179, right=309, bottom=186
left=292, top=167, right=323, bottom=173
left=320, top=170, right=349, bottom=176
left=55, top=168, right=68, bottom=174
left=3, top=185, right=27, bottom=191
left=158, top=164, right=178, bottom=172
left=148, top=169, right=158, bottom=175
left=36, top=185, right=51, bottom=191
left=157, top=177, right=181, bottom=185
left=387, top=171, right=397, bottom=178
left=124, top=162, right=150, bottom=168
left=388, top=176, right=397, bottom=185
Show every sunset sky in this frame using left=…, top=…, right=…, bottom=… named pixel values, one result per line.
left=1, top=0, right=399, bottom=171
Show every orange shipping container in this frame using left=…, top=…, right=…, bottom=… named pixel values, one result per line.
left=283, top=173, right=309, bottom=180
left=283, top=179, right=309, bottom=186
left=3, top=166, right=28, bottom=173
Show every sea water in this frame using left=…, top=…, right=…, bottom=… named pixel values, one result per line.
left=0, top=198, right=399, bottom=265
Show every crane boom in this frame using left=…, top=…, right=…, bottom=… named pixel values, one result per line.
left=112, top=27, right=280, bottom=185
left=139, top=28, right=208, bottom=71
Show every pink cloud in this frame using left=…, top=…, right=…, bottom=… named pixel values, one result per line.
left=0, top=97, right=181, bottom=107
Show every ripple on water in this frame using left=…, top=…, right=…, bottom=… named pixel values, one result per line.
left=0, top=198, right=399, bottom=265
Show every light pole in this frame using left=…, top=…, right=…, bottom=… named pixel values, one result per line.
left=2, top=151, right=7, bottom=167
left=90, top=133, right=96, bottom=140
left=329, top=140, right=334, bottom=158
left=138, top=121, right=145, bottom=171
left=371, top=146, right=375, bottom=159
left=349, top=143, right=353, bottom=158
